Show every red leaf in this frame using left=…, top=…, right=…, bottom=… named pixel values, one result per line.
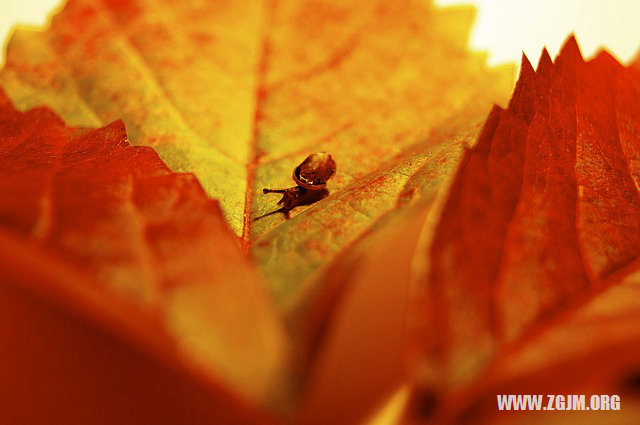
left=0, top=89, right=286, bottom=424
left=407, top=36, right=640, bottom=422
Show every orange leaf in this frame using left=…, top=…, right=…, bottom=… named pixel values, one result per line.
left=403, top=37, right=640, bottom=423
left=0, top=89, right=287, bottom=422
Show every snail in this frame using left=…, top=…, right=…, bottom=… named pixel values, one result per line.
left=262, top=152, right=336, bottom=218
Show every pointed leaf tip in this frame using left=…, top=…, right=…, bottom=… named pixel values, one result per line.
left=537, top=47, right=553, bottom=72
left=517, top=53, right=536, bottom=85
left=106, top=119, right=127, bottom=133
left=507, top=53, right=536, bottom=116
left=593, top=48, right=624, bottom=70
left=520, top=52, right=534, bottom=74
left=559, top=33, right=583, bottom=62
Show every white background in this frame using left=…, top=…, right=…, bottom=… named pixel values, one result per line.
left=1, top=0, right=61, bottom=65
left=436, top=0, right=639, bottom=66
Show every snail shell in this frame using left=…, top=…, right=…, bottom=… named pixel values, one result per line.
left=293, top=152, right=337, bottom=190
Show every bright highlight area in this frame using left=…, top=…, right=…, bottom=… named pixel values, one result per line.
left=1, top=1, right=639, bottom=70
left=436, top=0, right=640, bottom=67
left=0, top=0, right=62, bottom=65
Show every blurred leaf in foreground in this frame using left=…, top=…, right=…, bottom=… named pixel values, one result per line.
left=0, top=89, right=287, bottom=423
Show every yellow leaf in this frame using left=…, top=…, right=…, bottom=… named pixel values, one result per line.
left=0, top=0, right=513, bottom=312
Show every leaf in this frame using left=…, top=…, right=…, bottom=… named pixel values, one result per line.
left=401, top=37, right=640, bottom=422
left=0, top=89, right=288, bottom=422
left=287, top=124, right=475, bottom=424
left=4, top=1, right=639, bottom=424
left=295, top=206, right=437, bottom=425
left=430, top=270, right=640, bottom=424
left=0, top=0, right=513, bottom=309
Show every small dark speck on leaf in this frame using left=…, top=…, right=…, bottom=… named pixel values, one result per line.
left=622, top=369, right=640, bottom=393
left=409, top=387, right=439, bottom=419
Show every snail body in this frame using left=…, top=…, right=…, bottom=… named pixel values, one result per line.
left=262, top=152, right=336, bottom=217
